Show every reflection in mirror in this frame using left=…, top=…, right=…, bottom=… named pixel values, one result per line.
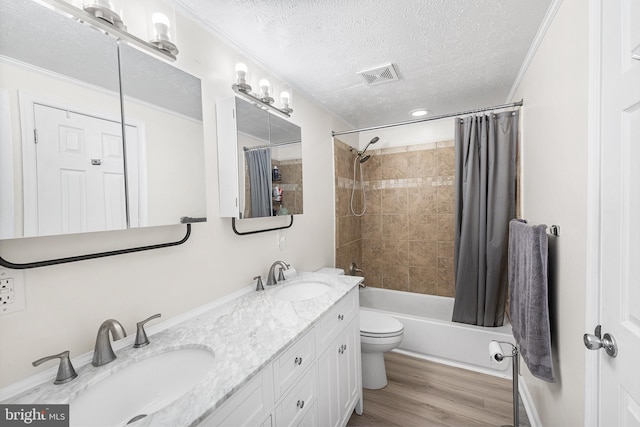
left=0, top=0, right=123, bottom=239
left=234, top=98, right=302, bottom=218
left=0, top=0, right=207, bottom=240
left=118, top=43, right=206, bottom=227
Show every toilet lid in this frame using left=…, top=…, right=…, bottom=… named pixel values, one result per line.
left=360, top=310, right=404, bottom=336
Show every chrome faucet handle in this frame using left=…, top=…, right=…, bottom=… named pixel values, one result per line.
left=254, top=276, right=264, bottom=291
left=32, top=350, right=78, bottom=385
left=134, top=313, right=161, bottom=348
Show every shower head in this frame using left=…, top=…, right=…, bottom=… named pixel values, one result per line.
left=359, top=155, right=371, bottom=163
left=362, top=136, right=379, bottom=154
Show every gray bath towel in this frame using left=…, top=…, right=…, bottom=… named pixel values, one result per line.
left=508, top=220, right=556, bottom=382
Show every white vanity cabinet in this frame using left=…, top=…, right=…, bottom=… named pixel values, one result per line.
left=316, top=293, right=362, bottom=427
left=200, top=287, right=362, bottom=427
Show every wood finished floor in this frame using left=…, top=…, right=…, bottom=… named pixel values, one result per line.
left=347, top=352, right=530, bottom=427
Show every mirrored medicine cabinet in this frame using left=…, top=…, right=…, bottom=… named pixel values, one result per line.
left=216, top=97, right=303, bottom=219
left=0, top=0, right=207, bottom=241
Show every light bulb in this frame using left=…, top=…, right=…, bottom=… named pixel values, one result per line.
left=280, top=91, right=290, bottom=106
left=259, top=79, right=270, bottom=96
left=152, top=12, right=171, bottom=41
left=236, top=63, right=248, bottom=83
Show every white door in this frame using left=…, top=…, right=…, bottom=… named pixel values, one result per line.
left=595, top=0, right=640, bottom=424
left=33, top=104, right=129, bottom=235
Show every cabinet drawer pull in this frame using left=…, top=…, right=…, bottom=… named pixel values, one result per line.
left=338, top=314, right=344, bottom=321
left=294, top=356, right=303, bottom=365
left=296, top=400, right=305, bottom=409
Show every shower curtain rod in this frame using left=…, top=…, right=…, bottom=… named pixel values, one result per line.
left=243, top=140, right=301, bottom=151
left=331, top=99, right=523, bottom=137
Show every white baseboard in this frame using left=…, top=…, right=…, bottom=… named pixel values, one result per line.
left=518, top=376, right=543, bottom=427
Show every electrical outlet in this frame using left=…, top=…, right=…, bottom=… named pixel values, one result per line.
left=0, top=267, right=25, bottom=315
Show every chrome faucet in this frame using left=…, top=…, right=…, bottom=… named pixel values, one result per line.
left=266, top=261, right=290, bottom=286
left=92, top=319, right=127, bottom=367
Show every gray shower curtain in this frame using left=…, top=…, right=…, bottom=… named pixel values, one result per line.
left=245, top=147, right=272, bottom=218
left=452, top=111, right=518, bottom=327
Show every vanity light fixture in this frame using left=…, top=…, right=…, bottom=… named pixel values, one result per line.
left=37, top=0, right=178, bottom=62
left=148, top=12, right=179, bottom=56
left=83, top=0, right=125, bottom=29
left=231, top=64, right=293, bottom=117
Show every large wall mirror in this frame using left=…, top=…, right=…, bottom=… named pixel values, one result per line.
left=0, top=0, right=206, bottom=240
left=222, top=97, right=302, bottom=219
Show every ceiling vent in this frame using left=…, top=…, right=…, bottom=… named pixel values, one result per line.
left=357, top=63, right=400, bottom=86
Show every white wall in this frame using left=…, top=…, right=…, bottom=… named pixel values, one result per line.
left=358, top=117, right=455, bottom=150
left=511, top=0, right=588, bottom=425
left=0, top=5, right=347, bottom=387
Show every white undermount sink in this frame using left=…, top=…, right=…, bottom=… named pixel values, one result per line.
left=69, top=348, right=215, bottom=427
left=274, top=282, right=330, bottom=301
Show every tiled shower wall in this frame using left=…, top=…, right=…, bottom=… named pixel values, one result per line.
left=335, top=140, right=363, bottom=276
left=334, top=139, right=456, bottom=297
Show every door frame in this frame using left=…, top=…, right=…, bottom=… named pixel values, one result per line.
left=585, top=0, right=603, bottom=424
left=18, top=91, right=147, bottom=236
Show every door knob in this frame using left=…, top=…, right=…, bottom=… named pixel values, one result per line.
left=584, top=325, right=618, bottom=357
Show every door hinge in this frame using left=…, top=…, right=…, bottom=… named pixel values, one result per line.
left=33, top=129, right=38, bottom=144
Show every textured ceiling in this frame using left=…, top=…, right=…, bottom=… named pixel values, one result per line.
left=172, top=0, right=552, bottom=129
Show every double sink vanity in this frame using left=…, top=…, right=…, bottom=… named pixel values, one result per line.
left=4, top=270, right=363, bottom=427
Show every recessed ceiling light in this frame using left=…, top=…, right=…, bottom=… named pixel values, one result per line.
left=410, top=109, right=428, bottom=117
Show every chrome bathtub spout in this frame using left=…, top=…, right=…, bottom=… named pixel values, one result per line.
left=92, top=319, right=127, bottom=367
left=267, top=261, right=290, bottom=286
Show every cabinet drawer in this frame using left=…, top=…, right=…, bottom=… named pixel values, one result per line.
left=275, top=366, right=317, bottom=427
left=298, top=401, right=318, bottom=427
left=274, top=329, right=315, bottom=398
left=315, top=289, right=358, bottom=351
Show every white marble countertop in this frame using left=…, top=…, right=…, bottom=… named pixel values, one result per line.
left=3, top=271, right=362, bottom=426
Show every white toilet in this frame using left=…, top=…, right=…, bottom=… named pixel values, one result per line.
left=359, top=309, right=404, bottom=389
left=316, top=267, right=404, bottom=390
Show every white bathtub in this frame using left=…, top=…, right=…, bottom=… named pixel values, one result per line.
left=359, top=287, right=515, bottom=377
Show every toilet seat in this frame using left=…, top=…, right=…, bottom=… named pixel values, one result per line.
left=360, top=310, right=404, bottom=338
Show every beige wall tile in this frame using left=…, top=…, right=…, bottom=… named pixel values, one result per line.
left=336, top=241, right=362, bottom=275
left=382, top=240, right=408, bottom=266
left=436, top=185, right=455, bottom=214
left=334, top=139, right=458, bottom=298
left=408, top=185, right=437, bottom=215
left=363, top=155, right=382, bottom=181
left=362, top=213, right=382, bottom=240
left=382, top=188, right=409, bottom=213
left=409, top=214, right=438, bottom=241
left=409, top=267, right=438, bottom=294
left=362, top=238, right=384, bottom=266
left=437, top=146, right=455, bottom=177
left=383, top=265, right=410, bottom=291
left=382, top=214, right=408, bottom=241
left=337, top=215, right=361, bottom=246
left=408, top=241, right=438, bottom=269
left=364, top=189, right=382, bottom=214
left=382, top=153, right=410, bottom=180
left=437, top=214, right=454, bottom=242
left=437, top=241, right=455, bottom=270
left=408, top=149, right=437, bottom=178
left=437, top=268, right=456, bottom=297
